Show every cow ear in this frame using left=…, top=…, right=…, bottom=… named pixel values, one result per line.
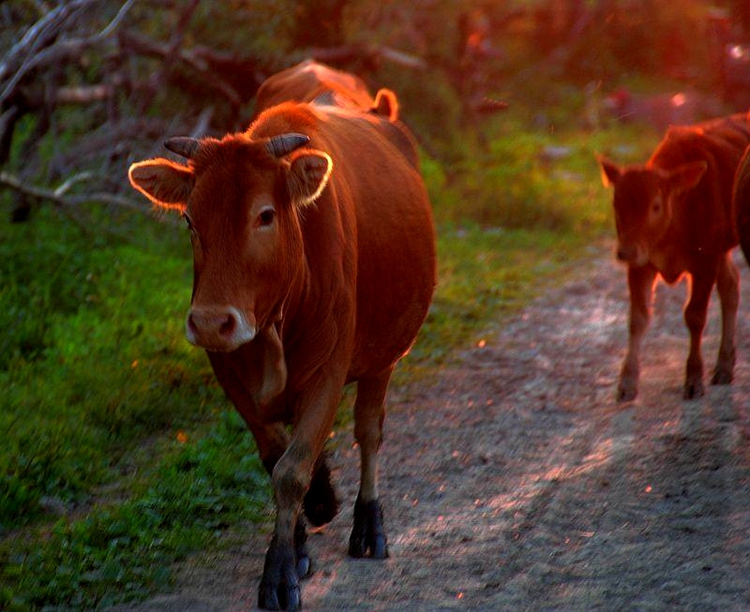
left=667, top=161, right=707, bottom=194
left=286, top=150, right=333, bottom=207
left=597, top=155, right=621, bottom=188
left=128, top=159, right=193, bottom=212
left=372, top=88, right=399, bottom=121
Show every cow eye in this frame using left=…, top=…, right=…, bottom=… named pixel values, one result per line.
left=258, top=206, right=276, bottom=227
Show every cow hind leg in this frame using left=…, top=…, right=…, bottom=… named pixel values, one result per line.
left=711, top=253, right=739, bottom=385
left=303, top=455, right=339, bottom=527
left=349, top=369, right=392, bottom=559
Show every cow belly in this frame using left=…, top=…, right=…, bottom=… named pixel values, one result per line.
left=350, top=237, right=435, bottom=378
left=350, top=300, right=430, bottom=379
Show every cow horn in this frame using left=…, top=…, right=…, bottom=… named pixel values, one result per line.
left=266, top=133, right=310, bottom=158
left=164, top=137, right=200, bottom=159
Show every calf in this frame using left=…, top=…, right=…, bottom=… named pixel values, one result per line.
left=599, top=113, right=749, bottom=400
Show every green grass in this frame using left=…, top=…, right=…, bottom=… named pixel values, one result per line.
left=0, top=207, right=268, bottom=608
left=1, top=409, right=269, bottom=610
left=0, top=120, right=657, bottom=609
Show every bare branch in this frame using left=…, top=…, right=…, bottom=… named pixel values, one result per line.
left=378, top=47, right=427, bottom=70
left=0, top=1, right=87, bottom=81
left=97, top=0, right=137, bottom=40
left=0, top=0, right=136, bottom=106
left=0, top=170, right=145, bottom=213
left=57, top=85, right=113, bottom=105
left=118, top=29, right=242, bottom=107
left=53, top=172, right=95, bottom=197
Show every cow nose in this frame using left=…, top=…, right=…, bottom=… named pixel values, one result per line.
left=186, top=305, right=256, bottom=351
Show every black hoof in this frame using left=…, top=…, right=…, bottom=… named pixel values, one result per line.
left=258, top=537, right=302, bottom=611
left=617, top=379, right=637, bottom=402
left=683, top=379, right=705, bottom=400
left=258, top=581, right=300, bottom=611
left=348, top=496, right=389, bottom=559
left=303, top=457, right=339, bottom=527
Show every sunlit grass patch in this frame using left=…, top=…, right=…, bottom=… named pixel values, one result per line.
left=425, top=119, right=657, bottom=234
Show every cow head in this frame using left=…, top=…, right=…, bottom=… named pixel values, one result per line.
left=598, top=156, right=707, bottom=266
left=128, top=132, right=332, bottom=353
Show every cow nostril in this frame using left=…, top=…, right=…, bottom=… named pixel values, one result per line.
left=186, top=306, right=254, bottom=349
left=219, top=313, right=237, bottom=337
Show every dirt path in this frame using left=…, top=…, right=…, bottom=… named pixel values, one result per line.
left=114, top=244, right=750, bottom=611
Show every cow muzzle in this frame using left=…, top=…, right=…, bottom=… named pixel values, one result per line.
left=185, top=305, right=256, bottom=352
left=615, top=242, right=647, bottom=266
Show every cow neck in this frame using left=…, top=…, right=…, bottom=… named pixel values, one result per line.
left=254, top=322, right=287, bottom=407
left=282, top=225, right=355, bottom=392
left=274, top=238, right=308, bottom=329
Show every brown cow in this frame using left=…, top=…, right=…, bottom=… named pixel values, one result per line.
left=128, top=100, right=436, bottom=610
left=598, top=113, right=750, bottom=401
left=254, top=59, right=399, bottom=121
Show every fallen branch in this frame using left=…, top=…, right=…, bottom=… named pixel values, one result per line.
left=0, top=0, right=136, bottom=107
left=0, top=170, right=145, bottom=212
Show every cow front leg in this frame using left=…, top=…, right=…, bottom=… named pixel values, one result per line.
left=258, top=378, right=343, bottom=611
left=349, top=370, right=392, bottom=559
left=258, top=444, right=313, bottom=611
left=208, top=352, right=291, bottom=479
left=257, top=513, right=312, bottom=611
left=711, top=252, right=739, bottom=385
left=683, top=270, right=716, bottom=399
left=619, top=265, right=657, bottom=401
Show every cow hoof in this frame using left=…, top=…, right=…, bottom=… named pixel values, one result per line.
left=258, top=581, right=301, bottom=611
left=711, top=368, right=733, bottom=386
left=304, top=457, right=339, bottom=527
left=683, top=379, right=705, bottom=400
left=258, top=538, right=303, bottom=611
left=616, top=380, right=638, bottom=402
left=348, top=496, right=389, bottom=559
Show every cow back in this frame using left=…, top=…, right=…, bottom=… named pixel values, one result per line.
left=254, top=60, right=375, bottom=116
